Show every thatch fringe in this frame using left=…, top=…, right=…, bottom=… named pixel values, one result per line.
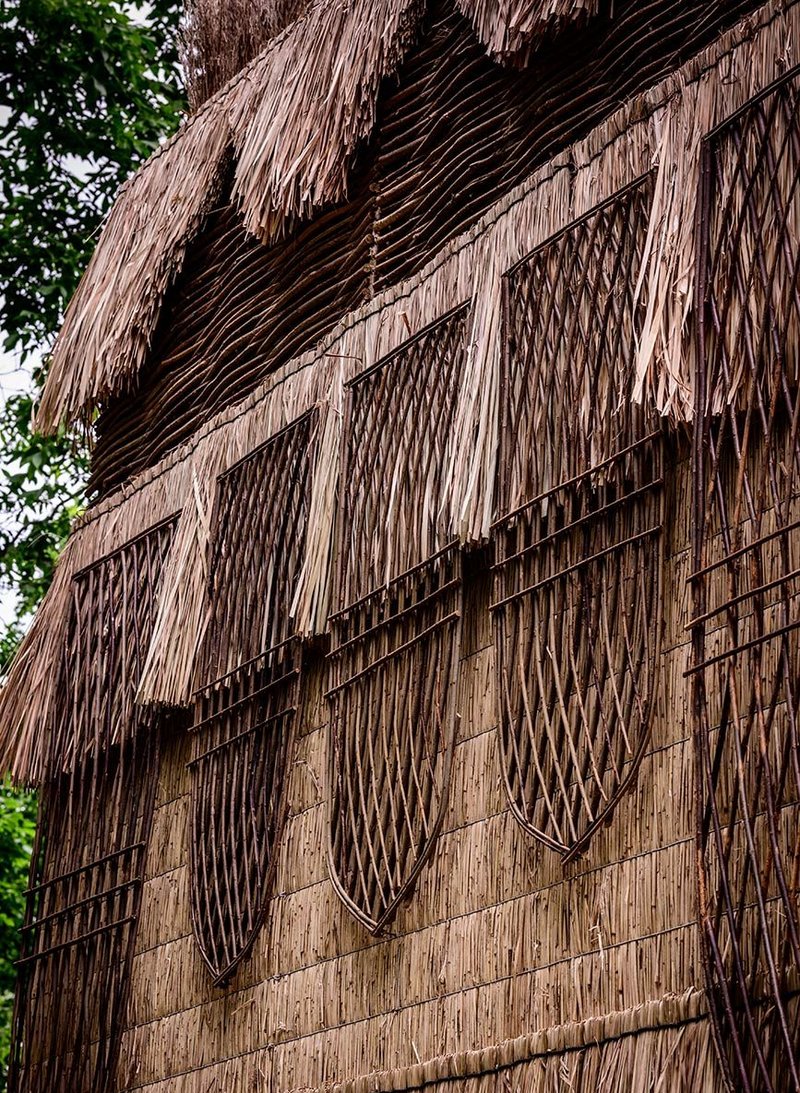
left=181, top=0, right=310, bottom=111
left=35, top=107, right=232, bottom=434
left=229, top=0, right=425, bottom=246
left=455, top=0, right=600, bottom=62
left=5, top=0, right=798, bottom=784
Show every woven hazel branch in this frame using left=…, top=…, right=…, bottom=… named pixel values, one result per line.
left=692, top=67, right=800, bottom=1093
left=493, top=175, right=665, bottom=859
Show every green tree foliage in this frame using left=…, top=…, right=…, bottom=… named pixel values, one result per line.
left=0, top=1, right=185, bottom=1081
left=0, top=0, right=185, bottom=661
left=0, top=783, right=36, bottom=1073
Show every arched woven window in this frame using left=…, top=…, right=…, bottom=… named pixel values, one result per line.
left=493, top=173, right=664, bottom=860
left=691, top=70, right=800, bottom=1093
left=190, top=411, right=315, bottom=983
left=9, top=518, right=176, bottom=1093
left=328, top=306, right=469, bottom=931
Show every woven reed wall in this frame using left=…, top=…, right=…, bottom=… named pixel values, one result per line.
left=112, top=444, right=713, bottom=1091
left=7, top=12, right=800, bottom=1088
left=88, top=0, right=768, bottom=501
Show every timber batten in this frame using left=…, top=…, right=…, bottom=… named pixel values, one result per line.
left=6, top=2, right=800, bottom=1091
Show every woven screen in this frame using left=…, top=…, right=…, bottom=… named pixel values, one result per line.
left=691, top=69, right=800, bottom=1093
left=336, top=303, right=469, bottom=607
left=190, top=411, right=315, bottom=983
left=9, top=520, right=175, bottom=1093
left=51, top=516, right=177, bottom=771
left=493, top=174, right=664, bottom=860
left=328, top=548, right=462, bottom=932
left=328, top=309, right=469, bottom=931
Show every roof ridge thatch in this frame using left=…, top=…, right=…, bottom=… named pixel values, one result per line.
left=181, top=0, right=312, bottom=110
left=35, top=0, right=601, bottom=435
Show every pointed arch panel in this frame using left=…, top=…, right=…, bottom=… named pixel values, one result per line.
left=190, top=411, right=316, bottom=983
left=328, top=308, right=469, bottom=931
left=493, top=174, right=665, bottom=858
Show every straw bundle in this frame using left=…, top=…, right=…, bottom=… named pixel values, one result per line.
left=35, top=107, right=232, bottom=433
left=456, top=0, right=600, bottom=62
left=35, top=0, right=425, bottom=434
left=181, top=0, right=310, bottom=110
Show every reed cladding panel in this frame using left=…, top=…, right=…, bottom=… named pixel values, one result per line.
left=8, top=518, right=177, bottom=1092
left=86, top=0, right=769, bottom=504
left=190, top=413, right=316, bottom=986
left=493, top=176, right=665, bottom=860
left=117, top=446, right=707, bottom=1092
left=335, top=305, right=470, bottom=608
left=327, top=308, right=467, bottom=933
left=51, top=516, right=178, bottom=771
left=199, top=409, right=316, bottom=684
left=692, top=68, right=800, bottom=1093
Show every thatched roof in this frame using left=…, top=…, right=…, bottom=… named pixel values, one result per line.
left=5, top=0, right=796, bottom=786
left=36, top=0, right=599, bottom=434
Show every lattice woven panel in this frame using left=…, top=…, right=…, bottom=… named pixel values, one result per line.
left=52, top=516, right=177, bottom=772
left=191, top=412, right=314, bottom=982
left=336, top=304, right=469, bottom=609
left=9, top=732, right=159, bottom=1093
left=191, top=643, right=300, bottom=983
left=499, top=173, right=654, bottom=516
left=201, top=409, right=315, bottom=684
left=328, top=548, right=462, bottom=932
left=495, top=176, right=663, bottom=858
left=692, top=69, right=800, bottom=1093
left=493, top=438, right=663, bottom=858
